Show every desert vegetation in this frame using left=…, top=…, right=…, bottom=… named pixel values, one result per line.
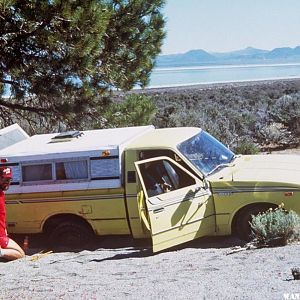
left=250, top=204, right=300, bottom=247
left=7, top=79, right=300, bottom=155
left=134, top=79, right=300, bottom=153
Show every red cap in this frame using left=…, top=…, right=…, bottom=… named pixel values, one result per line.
left=0, top=166, right=12, bottom=179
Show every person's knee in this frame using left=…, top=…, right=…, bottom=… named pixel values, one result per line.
left=15, top=247, right=25, bottom=259
left=6, top=238, right=25, bottom=259
left=16, top=250, right=25, bottom=259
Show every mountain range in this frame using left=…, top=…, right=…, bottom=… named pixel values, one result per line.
left=156, top=46, right=300, bottom=68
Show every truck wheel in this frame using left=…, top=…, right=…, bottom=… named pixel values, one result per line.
left=235, top=204, right=274, bottom=241
left=48, top=221, right=94, bottom=250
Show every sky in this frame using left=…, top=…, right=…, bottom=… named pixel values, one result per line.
left=161, top=0, right=300, bottom=54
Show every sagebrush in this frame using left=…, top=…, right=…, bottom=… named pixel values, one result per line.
left=141, top=80, right=300, bottom=153
left=250, top=205, right=300, bottom=246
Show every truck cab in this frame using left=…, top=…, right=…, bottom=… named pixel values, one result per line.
left=124, top=127, right=216, bottom=252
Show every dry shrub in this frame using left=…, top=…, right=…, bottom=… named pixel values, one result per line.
left=250, top=205, right=300, bottom=246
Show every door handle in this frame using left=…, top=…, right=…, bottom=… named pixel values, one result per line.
left=153, top=207, right=164, bottom=214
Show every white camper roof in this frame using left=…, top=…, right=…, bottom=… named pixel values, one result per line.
left=0, top=124, right=29, bottom=150
left=0, top=125, right=154, bottom=161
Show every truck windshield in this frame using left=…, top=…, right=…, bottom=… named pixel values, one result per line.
left=177, top=130, right=235, bottom=176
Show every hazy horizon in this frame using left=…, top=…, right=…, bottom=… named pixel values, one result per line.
left=162, top=0, right=300, bottom=55
left=159, top=45, right=300, bottom=56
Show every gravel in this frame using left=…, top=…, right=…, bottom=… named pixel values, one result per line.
left=0, top=235, right=299, bottom=300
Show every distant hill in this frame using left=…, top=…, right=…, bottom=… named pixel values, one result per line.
left=212, top=47, right=268, bottom=59
left=156, top=46, right=300, bottom=68
left=156, top=49, right=217, bottom=67
left=266, top=46, right=300, bottom=59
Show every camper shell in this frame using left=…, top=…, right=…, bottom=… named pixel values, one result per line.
left=0, top=123, right=29, bottom=150
left=1, top=126, right=154, bottom=193
left=0, top=126, right=158, bottom=247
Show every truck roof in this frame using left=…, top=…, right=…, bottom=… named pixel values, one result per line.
left=0, top=125, right=202, bottom=162
left=125, top=127, right=201, bottom=150
left=0, top=125, right=154, bottom=160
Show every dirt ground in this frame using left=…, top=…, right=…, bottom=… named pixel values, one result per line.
left=0, top=235, right=299, bottom=300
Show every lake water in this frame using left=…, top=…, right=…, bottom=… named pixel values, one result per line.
left=148, top=63, right=300, bottom=88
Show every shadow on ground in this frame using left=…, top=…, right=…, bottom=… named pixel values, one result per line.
left=10, top=233, right=245, bottom=258
left=87, top=236, right=246, bottom=263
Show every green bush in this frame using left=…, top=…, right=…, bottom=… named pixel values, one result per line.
left=234, top=140, right=260, bottom=154
left=250, top=205, right=300, bottom=246
left=98, top=94, right=157, bottom=128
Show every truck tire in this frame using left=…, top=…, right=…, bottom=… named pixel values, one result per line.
left=48, top=221, right=94, bottom=250
left=235, top=204, right=275, bottom=241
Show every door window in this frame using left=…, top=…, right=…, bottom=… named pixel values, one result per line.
left=139, top=159, right=196, bottom=197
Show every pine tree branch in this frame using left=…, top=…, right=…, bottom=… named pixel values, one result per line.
left=0, top=79, right=15, bottom=85
left=0, top=98, right=47, bottom=114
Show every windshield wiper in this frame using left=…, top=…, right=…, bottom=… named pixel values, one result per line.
left=206, top=162, right=235, bottom=177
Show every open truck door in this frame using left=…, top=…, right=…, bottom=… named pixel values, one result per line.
left=135, top=156, right=215, bottom=252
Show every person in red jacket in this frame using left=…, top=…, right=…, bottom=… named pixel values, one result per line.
left=0, top=166, right=25, bottom=261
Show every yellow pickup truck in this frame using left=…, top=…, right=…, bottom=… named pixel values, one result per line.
left=0, top=125, right=299, bottom=252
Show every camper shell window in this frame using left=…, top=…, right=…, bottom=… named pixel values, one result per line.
left=22, top=164, right=52, bottom=182
left=21, top=158, right=89, bottom=184
left=55, top=160, right=88, bottom=180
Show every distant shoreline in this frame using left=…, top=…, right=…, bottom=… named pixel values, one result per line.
left=147, top=62, right=300, bottom=90
left=138, top=77, right=300, bottom=94
left=153, top=62, right=300, bottom=72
